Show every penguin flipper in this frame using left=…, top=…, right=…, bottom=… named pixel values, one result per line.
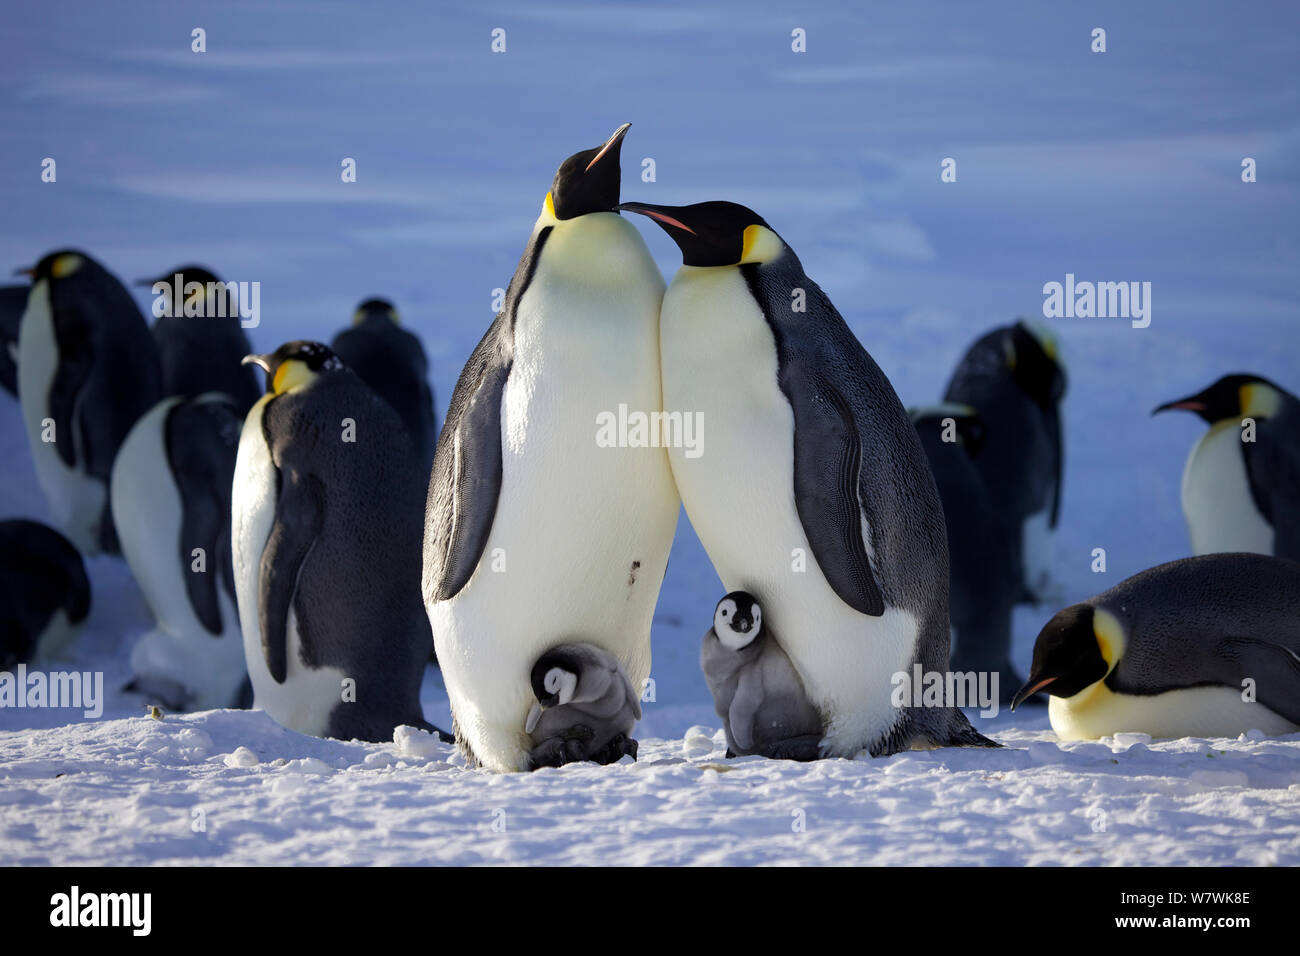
left=786, top=372, right=885, bottom=617
left=0, top=284, right=27, bottom=397
left=259, top=470, right=325, bottom=683
left=49, top=304, right=96, bottom=469
left=169, top=399, right=241, bottom=636
left=1213, top=635, right=1300, bottom=725
left=727, top=666, right=765, bottom=753
left=1242, top=422, right=1300, bottom=559
left=423, top=315, right=512, bottom=603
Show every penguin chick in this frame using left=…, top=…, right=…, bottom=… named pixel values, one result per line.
left=137, top=265, right=260, bottom=413
left=525, top=643, right=641, bottom=770
left=1153, top=373, right=1300, bottom=561
left=330, top=298, right=437, bottom=470
left=700, top=592, right=824, bottom=760
left=1011, top=553, right=1300, bottom=740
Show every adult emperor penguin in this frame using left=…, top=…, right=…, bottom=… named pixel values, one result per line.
left=330, top=297, right=437, bottom=469
left=524, top=643, right=641, bottom=769
left=1153, top=374, right=1299, bottom=561
left=17, top=250, right=163, bottom=555
left=234, top=341, right=444, bottom=742
left=943, top=320, right=1066, bottom=604
left=618, top=200, right=994, bottom=757
left=111, top=393, right=248, bottom=710
left=137, top=265, right=260, bottom=412
left=909, top=404, right=1026, bottom=705
left=423, top=124, right=679, bottom=772
left=0, top=519, right=90, bottom=668
left=701, top=592, right=824, bottom=760
left=1011, top=553, right=1300, bottom=740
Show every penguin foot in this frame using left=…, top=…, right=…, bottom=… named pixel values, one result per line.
left=589, top=733, right=638, bottom=766
left=527, top=733, right=593, bottom=770
left=758, top=735, right=823, bottom=762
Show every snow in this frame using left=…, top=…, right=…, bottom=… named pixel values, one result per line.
left=2, top=1, right=1299, bottom=865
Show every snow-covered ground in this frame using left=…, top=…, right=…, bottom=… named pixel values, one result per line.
left=2, top=1, right=1299, bottom=865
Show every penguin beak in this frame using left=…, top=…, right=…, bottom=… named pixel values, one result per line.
left=617, top=202, right=697, bottom=235
left=1152, top=396, right=1206, bottom=416
left=1010, top=675, right=1056, bottom=711
left=13, top=267, right=34, bottom=279
left=585, top=123, right=631, bottom=173
left=242, top=353, right=272, bottom=373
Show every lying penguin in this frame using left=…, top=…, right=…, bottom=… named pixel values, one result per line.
left=701, top=592, right=824, bottom=760
left=524, top=643, right=641, bottom=770
left=1011, top=553, right=1300, bottom=740
left=0, top=519, right=91, bottom=667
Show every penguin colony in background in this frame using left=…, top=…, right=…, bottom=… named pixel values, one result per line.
left=3, top=122, right=1298, bottom=764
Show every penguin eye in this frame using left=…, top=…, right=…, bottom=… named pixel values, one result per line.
left=721, top=609, right=729, bottom=617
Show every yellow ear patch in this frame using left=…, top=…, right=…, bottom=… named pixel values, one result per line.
left=740, top=224, right=783, bottom=265
left=1240, top=383, right=1280, bottom=420
left=272, top=360, right=315, bottom=395
left=351, top=309, right=365, bottom=327
left=1092, top=608, right=1127, bottom=674
left=51, top=254, right=84, bottom=279
left=542, top=191, right=558, bottom=223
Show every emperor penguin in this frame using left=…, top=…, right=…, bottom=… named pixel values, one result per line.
left=0, top=519, right=90, bottom=668
left=943, top=320, right=1066, bottom=604
left=909, top=404, right=1027, bottom=705
left=423, top=124, right=680, bottom=772
left=330, top=297, right=437, bottom=469
left=111, top=393, right=248, bottom=711
left=16, top=250, right=163, bottom=555
left=137, top=265, right=260, bottom=412
left=701, top=592, right=824, bottom=760
left=1011, top=553, right=1300, bottom=740
left=524, top=643, right=641, bottom=769
left=0, top=283, right=28, bottom=396
left=1153, top=374, right=1299, bottom=561
left=233, top=341, right=445, bottom=742
left=618, top=200, right=994, bottom=757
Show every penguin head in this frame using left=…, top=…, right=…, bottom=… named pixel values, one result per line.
left=1006, top=319, right=1067, bottom=407
left=19, top=249, right=95, bottom=285
left=1011, top=603, right=1125, bottom=710
left=135, top=265, right=224, bottom=313
left=352, top=297, right=400, bottom=326
left=530, top=647, right=583, bottom=709
left=545, top=123, right=631, bottom=221
left=1153, top=373, right=1285, bottom=424
left=713, top=591, right=763, bottom=650
left=908, top=403, right=986, bottom=456
left=242, top=341, right=344, bottom=395
left=619, top=201, right=788, bottom=267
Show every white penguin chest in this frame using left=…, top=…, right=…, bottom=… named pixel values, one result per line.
left=659, top=267, right=917, bottom=755
left=17, top=281, right=105, bottom=553
left=1181, top=422, right=1273, bottom=555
